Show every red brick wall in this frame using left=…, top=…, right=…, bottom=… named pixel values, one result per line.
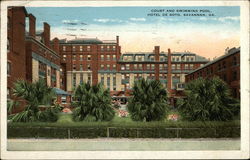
left=7, top=7, right=27, bottom=90
left=186, top=51, right=240, bottom=99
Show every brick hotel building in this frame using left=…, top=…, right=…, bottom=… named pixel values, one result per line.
left=186, top=47, right=240, bottom=99
left=7, top=6, right=210, bottom=108
left=7, top=6, right=70, bottom=107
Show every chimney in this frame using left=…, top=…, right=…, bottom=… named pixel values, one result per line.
left=43, top=22, right=51, bottom=48
left=52, top=37, right=59, bottom=54
left=154, top=46, right=160, bottom=80
left=167, top=48, right=172, bottom=95
left=116, top=36, right=119, bottom=45
left=28, top=14, right=36, bottom=37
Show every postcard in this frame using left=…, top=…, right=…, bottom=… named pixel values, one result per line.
left=1, top=0, right=249, bottom=159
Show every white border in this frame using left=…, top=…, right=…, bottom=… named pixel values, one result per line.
left=1, top=1, right=249, bottom=159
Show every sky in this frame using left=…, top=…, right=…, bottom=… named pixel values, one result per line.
left=26, top=6, right=240, bottom=59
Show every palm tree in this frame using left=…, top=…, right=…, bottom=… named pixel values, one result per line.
left=7, top=99, right=19, bottom=115
left=127, top=78, right=168, bottom=122
left=11, top=79, right=58, bottom=122
left=72, top=82, right=115, bottom=121
left=177, top=77, right=240, bottom=121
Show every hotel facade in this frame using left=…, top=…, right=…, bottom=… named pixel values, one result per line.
left=186, top=47, right=240, bottom=99
left=7, top=6, right=211, bottom=107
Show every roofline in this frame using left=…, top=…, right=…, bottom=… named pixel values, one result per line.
left=26, top=36, right=60, bottom=58
left=187, top=47, right=240, bottom=75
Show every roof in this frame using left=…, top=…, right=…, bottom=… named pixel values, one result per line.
left=120, top=51, right=209, bottom=62
left=53, top=88, right=71, bottom=95
left=188, top=47, right=240, bottom=75
left=59, top=38, right=104, bottom=44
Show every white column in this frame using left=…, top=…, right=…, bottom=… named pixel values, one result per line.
left=32, top=59, right=39, bottom=82
left=46, top=65, right=51, bottom=87
left=66, top=72, right=72, bottom=92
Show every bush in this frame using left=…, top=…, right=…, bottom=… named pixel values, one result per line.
left=177, top=77, right=240, bottom=121
left=128, top=79, right=169, bottom=122
left=72, top=82, right=115, bottom=122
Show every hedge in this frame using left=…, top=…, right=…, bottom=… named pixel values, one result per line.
left=7, top=126, right=240, bottom=138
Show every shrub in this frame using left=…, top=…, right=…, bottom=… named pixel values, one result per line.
left=128, top=79, right=169, bottom=122
left=177, top=77, right=240, bottom=121
left=11, top=79, right=57, bottom=122
left=72, top=82, right=115, bottom=122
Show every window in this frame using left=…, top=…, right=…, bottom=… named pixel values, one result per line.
left=134, top=64, right=138, bottom=70
left=63, top=46, right=66, bottom=51
left=7, top=62, right=11, bottom=76
left=126, top=64, right=130, bottom=70
left=160, top=56, right=165, bottom=62
left=147, top=64, right=150, bottom=70
left=186, top=57, right=190, bottom=61
left=87, top=64, right=91, bottom=70
left=87, top=55, right=91, bottom=61
left=107, top=46, right=110, bottom=51
left=223, top=61, right=226, bottom=69
left=73, top=64, right=76, bottom=71
left=113, top=64, right=116, bottom=70
left=80, top=64, right=83, bottom=71
left=47, top=69, right=50, bottom=76
left=112, top=46, right=116, bottom=51
left=113, top=74, right=116, bottom=90
left=185, top=64, right=189, bottom=69
left=172, top=64, right=175, bottom=69
left=138, top=64, right=142, bottom=70
left=233, top=56, right=237, bottom=66
left=72, top=46, right=76, bottom=51
left=87, top=46, right=91, bottom=51
left=107, top=76, right=110, bottom=89
left=101, top=55, right=104, bottom=61
left=73, top=73, right=76, bottom=87
left=177, top=64, right=180, bottom=69
left=121, top=65, right=125, bottom=70
left=151, top=64, right=155, bottom=69
left=7, top=38, right=10, bottom=52
left=218, top=63, right=221, bottom=70
left=101, top=64, right=104, bottom=70
left=101, top=46, right=104, bottom=51
left=63, top=55, right=67, bottom=61
left=190, top=57, right=194, bottom=61
left=172, top=57, right=175, bottom=62
left=61, top=96, right=67, bottom=104
left=107, top=64, right=110, bottom=70
left=80, top=55, right=83, bottom=61
left=176, top=57, right=180, bottom=61
left=107, top=55, right=110, bottom=61
left=80, top=73, right=83, bottom=84
left=190, top=64, right=194, bottom=69
left=159, top=64, right=163, bottom=70
left=164, top=64, right=168, bottom=70
left=101, top=74, right=104, bottom=84
left=87, top=73, right=91, bottom=83
left=73, top=55, right=76, bottom=61
left=80, top=46, right=83, bottom=51
left=113, top=55, right=116, bottom=60
left=150, top=56, right=155, bottom=61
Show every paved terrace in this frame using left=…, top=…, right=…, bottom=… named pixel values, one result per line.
left=8, top=138, right=240, bottom=151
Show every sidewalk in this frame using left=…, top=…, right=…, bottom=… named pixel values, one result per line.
left=7, top=138, right=240, bottom=151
